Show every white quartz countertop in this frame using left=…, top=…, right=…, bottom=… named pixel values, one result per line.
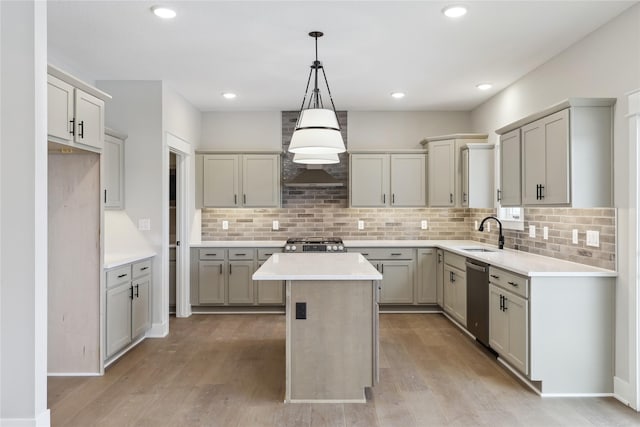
left=104, top=252, right=156, bottom=269
left=253, top=252, right=383, bottom=281
left=194, top=239, right=616, bottom=278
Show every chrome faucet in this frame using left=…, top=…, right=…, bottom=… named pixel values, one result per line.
left=478, top=216, right=504, bottom=249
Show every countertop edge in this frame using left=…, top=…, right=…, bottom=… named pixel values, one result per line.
left=104, top=252, right=156, bottom=269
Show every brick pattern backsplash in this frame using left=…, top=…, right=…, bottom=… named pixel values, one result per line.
left=468, top=208, right=616, bottom=270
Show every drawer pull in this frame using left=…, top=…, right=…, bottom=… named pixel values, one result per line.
left=490, top=274, right=500, bottom=279
left=117, top=274, right=127, bottom=278
left=140, top=266, right=149, bottom=271
left=234, top=253, right=246, bottom=256
left=362, top=253, right=369, bottom=256
left=508, top=281, right=519, bottom=287
left=264, top=253, right=273, bottom=256
left=391, top=253, right=402, bottom=256
left=205, top=254, right=218, bottom=257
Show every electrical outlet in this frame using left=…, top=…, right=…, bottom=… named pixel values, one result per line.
left=358, top=220, right=364, bottom=230
left=572, top=229, right=579, bottom=244
left=138, top=218, right=151, bottom=231
left=222, top=220, right=229, bottom=230
left=421, top=220, right=428, bottom=230
left=487, top=222, right=491, bottom=232
left=474, top=220, right=478, bottom=230
left=529, top=225, right=536, bottom=238
left=586, top=230, right=600, bottom=247
left=543, top=226, right=549, bottom=240
left=272, top=220, right=279, bottom=231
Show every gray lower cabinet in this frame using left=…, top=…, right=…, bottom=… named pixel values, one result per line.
left=443, top=251, right=467, bottom=326
left=256, top=248, right=284, bottom=305
left=228, top=260, right=254, bottom=304
left=198, top=260, right=226, bottom=304
left=417, top=248, right=437, bottom=303
left=358, top=248, right=415, bottom=304
left=105, top=258, right=152, bottom=360
left=436, top=249, right=444, bottom=307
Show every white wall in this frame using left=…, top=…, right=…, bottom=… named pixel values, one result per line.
left=200, top=111, right=281, bottom=150
left=348, top=111, right=472, bottom=149
left=0, top=1, right=50, bottom=425
left=470, top=4, right=640, bottom=407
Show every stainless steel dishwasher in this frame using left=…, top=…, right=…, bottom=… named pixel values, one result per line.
left=466, top=258, right=489, bottom=347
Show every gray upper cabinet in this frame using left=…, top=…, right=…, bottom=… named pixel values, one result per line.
left=103, top=129, right=126, bottom=209
left=497, top=98, right=615, bottom=207
left=350, top=152, right=426, bottom=207
left=461, top=145, right=494, bottom=208
left=428, top=140, right=455, bottom=207
left=47, top=75, right=75, bottom=143
left=499, top=129, right=522, bottom=206
left=197, top=153, right=280, bottom=208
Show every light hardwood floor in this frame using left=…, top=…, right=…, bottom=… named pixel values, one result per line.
left=49, top=314, right=640, bottom=426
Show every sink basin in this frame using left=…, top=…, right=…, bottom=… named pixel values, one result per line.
left=461, top=248, right=497, bottom=253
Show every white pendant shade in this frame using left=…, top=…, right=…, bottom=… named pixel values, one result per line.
left=288, top=108, right=346, bottom=154
left=293, top=152, right=340, bottom=164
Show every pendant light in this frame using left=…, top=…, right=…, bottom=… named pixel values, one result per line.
left=288, top=31, right=346, bottom=156
left=293, top=152, right=340, bottom=165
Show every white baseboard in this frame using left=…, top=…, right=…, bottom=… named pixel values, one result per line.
left=47, top=372, right=100, bottom=377
left=1, top=409, right=51, bottom=427
left=614, top=376, right=637, bottom=410
left=147, top=320, right=168, bottom=338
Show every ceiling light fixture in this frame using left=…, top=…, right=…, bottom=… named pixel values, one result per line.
left=476, top=83, right=492, bottom=90
left=293, top=152, right=340, bottom=165
left=391, top=92, right=406, bottom=99
left=442, top=5, right=467, bottom=18
left=288, top=31, right=346, bottom=158
left=151, top=6, right=176, bottom=19
left=222, top=92, right=237, bottom=99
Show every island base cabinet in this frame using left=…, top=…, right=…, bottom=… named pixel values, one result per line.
left=489, top=284, right=528, bottom=375
left=106, top=283, right=132, bottom=358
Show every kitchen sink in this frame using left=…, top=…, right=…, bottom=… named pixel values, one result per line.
left=461, top=247, right=497, bottom=253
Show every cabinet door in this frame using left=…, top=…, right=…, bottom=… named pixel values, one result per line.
left=417, top=249, right=437, bottom=303
left=390, top=154, right=426, bottom=207
left=198, top=261, right=226, bottom=304
left=379, top=260, right=414, bottom=304
left=228, top=261, right=254, bottom=304
left=242, top=154, right=280, bottom=207
left=436, top=250, right=444, bottom=307
left=106, top=283, right=132, bottom=357
left=74, top=89, right=105, bottom=150
left=522, top=120, right=546, bottom=205
left=350, top=154, right=389, bottom=207
left=104, top=134, right=124, bottom=209
left=203, top=155, right=240, bottom=207
left=542, top=109, right=570, bottom=205
left=47, top=75, right=74, bottom=143
left=499, top=129, right=522, bottom=206
left=256, top=261, right=284, bottom=305
left=461, top=148, right=469, bottom=207
left=453, top=269, right=467, bottom=327
left=428, top=140, right=455, bottom=206
left=505, top=292, right=528, bottom=375
left=131, top=277, right=151, bottom=339
left=489, top=284, right=508, bottom=355
left=443, top=265, right=456, bottom=316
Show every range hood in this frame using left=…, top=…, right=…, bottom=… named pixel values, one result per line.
left=284, top=165, right=344, bottom=187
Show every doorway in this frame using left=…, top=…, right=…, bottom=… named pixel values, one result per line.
left=169, top=152, right=177, bottom=314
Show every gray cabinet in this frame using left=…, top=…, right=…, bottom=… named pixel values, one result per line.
left=417, top=248, right=437, bottom=304
left=197, top=153, right=280, bottom=208
left=497, top=98, right=615, bottom=207
left=428, top=140, right=455, bottom=206
left=489, top=266, right=529, bottom=375
left=105, top=258, right=152, bottom=360
left=359, top=248, right=415, bottom=304
left=350, top=153, right=426, bottom=207
left=461, top=145, right=494, bottom=208
left=256, top=248, right=284, bottom=305
left=103, top=129, right=126, bottom=209
left=443, top=252, right=467, bottom=326
left=198, top=261, right=226, bottom=304
left=228, top=260, right=254, bottom=304
left=436, top=249, right=444, bottom=307
left=499, top=129, right=521, bottom=206
left=47, top=73, right=105, bottom=151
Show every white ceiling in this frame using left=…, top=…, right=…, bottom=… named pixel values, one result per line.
left=47, top=1, right=636, bottom=112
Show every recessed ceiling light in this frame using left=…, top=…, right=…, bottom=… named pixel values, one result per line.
left=442, top=5, right=467, bottom=18
left=151, top=6, right=176, bottom=19
left=476, top=83, right=492, bottom=91
left=391, top=92, right=406, bottom=99
left=222, top=92, right=237, bottom=100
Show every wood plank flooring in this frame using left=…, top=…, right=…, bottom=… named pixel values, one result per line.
left=49, top=314, right=640, bottom=426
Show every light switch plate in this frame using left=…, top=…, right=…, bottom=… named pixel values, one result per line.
left=572, top=229, right=579, bottom=244
left=222, top=220, right=229, bottom=230
left=529, top=225, right=536, bottom=238
left=421, top=220, right=428, bottom=230
left=586, top=230, right=600, bottom=247
left=358, top=220, right=364, bottom=230
left=138, top=218, right=151, bottom=231
left=543, top=226, right=549, bottom=240
left=272, top=220, right=279, bottom=231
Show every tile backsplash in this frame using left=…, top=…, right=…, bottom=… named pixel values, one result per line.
left=201, top=207, right=616, bottom=270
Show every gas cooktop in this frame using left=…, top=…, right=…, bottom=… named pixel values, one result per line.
left=284, top=237, right=345, bottom=253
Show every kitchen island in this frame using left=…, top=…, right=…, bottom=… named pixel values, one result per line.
left=253, top=252, right=382, bottom=403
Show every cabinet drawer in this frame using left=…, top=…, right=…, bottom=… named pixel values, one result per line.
left=132, top=259, right=152, bottom=278
left=107, top=265, right=131, bottom=288
left=444, top=251, right=466, bottom=271
left=489, top=266, right=529, bottom=298
left=257, top=248, right=281, bottom=261
left=199, top=248, right=225, bottom=260
left=356, top=248, right=414, bottom=260
left=228, top=248, right=255, bottom=260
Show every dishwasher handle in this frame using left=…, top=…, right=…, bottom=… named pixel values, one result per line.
left=465, top=261, right=487, bottom=273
